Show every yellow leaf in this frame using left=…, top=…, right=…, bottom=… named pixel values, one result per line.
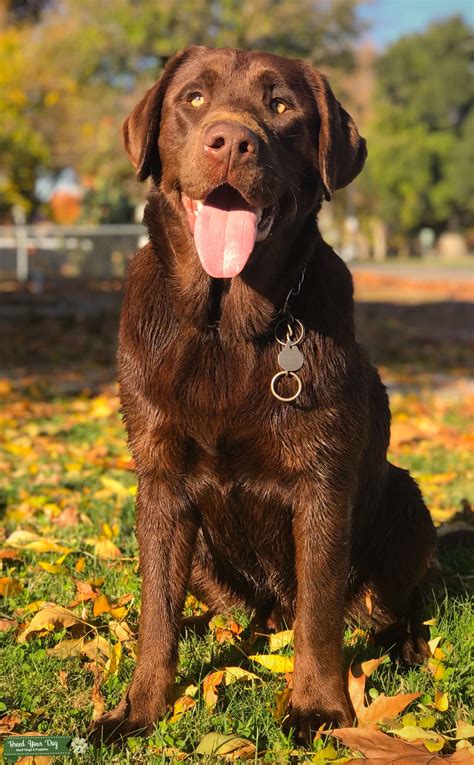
left=108, top=620, right=135, bottom=642
left=26, top=539, right=71, bottom=554
left=423, top=738, right=446, bottom=753
left=47, top=638, right=85, bottom=658
left=389, top=725, right=445, bottom=744
left=55, top=553, right=70, bottom=565
left=38, top=562, right=65, bottom=575
left=0, top=577, right=22, bottom=597
left=104, top=641, right=122, bottom=677
left=268, top=629, right=294, bottom=652
left=223, top=667, right=260, bottom=685
left=433, top=690, right=449, bottom=712
left=456, top=721, right=474, bottom=740
left=17, top=605, right=79, bottom=642
left=170, top=694, right=196, bottom=723
left=80, top=636, right=110, bottom=664
left=92, top=539, right=121, bottom=559
left=75, top=557, right=86, bottom=573
left=93, top=594, right=111, bottom=617
left=249, top=654, right=294, bottom=673
left=313, top=742, right=337, bottom=761
left=428, top=636, right=442, bottom=655
left=5, top=530, right=41, bottom=547
left=100, top=476, right=129, bottom=497
left=109, top=605, right=127, bottom=620
left=426, top=658, right=446, bottom=680
left=195, top=732, right=256, bottom=758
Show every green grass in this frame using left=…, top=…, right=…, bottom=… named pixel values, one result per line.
left=0, top=297, right=473, bottom=763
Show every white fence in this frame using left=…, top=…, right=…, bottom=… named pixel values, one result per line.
left=0, top=223, right=146, bottom=283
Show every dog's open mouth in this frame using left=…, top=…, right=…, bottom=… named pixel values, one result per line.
left=181, top=184, right=276, bottom=278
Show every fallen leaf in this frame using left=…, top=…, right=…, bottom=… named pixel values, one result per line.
left=389, top=725, right=445, bottom=748
left=38, top=562, right=66, bottom=574
left=432, top=690, right=449, bottom=712
left=0, top=576, right=22, bottom=596
left=274, top=687, right=292, bottom=721
left=170, top=693, right=196, bottom=723
left=202, top=670, right=224, bottom=708
left=313, top=742, right=338, bottom=761
left=93, top=593, right=111, bottom=617
left=359, top=656, right=389, bottom=677
left=223, top=666, right=260, bottom=685
left=268, top=629, right=294, bottom=652
left=195, top=732, right=256, bottom=760
left=333, top=727, right=445, bottom=763
left=47, top=637, right=85, bottom=658
left=0, top=548, right=21, bottom=560
left=17, top=605, right=80, bottom=642
left=108, top=620, right=135, bottom=642
left=0, top=711, right=21, bottom=734
left=90, top=538, right=121, bottom=559
left=80, top=635, right=110, bottom=664
left=456, top=721, right=474, bottom=740
left=249, top=654, right=294, bottom=673
left=104, top=641, right=122, bottom=677
left=0, top=618, right=18, bottom=632
left=347, top=665, right=420, bottom=726
left=360, top=692, right=421, bottom=726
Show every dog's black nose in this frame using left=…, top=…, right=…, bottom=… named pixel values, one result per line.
left=203, top=121, right=258, bottom=162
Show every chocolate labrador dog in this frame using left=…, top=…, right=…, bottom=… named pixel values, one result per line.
left=92, top=46, right=437, bottom=743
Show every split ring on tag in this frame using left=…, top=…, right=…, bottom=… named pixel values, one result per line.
left=275, top=318, right=304, bottom=346
left=270, top=371, right=303, bottom=402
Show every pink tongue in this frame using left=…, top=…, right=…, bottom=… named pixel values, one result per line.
left=194, top=200, right=258, bottom=278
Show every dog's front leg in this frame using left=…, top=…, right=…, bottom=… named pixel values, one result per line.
left=288, top=486, right=353, bottom=740
left=91, top=477, right=199, bottom=744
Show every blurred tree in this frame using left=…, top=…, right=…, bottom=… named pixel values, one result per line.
left=366, top=17, right=474, bottom=240
left=0, top=23, right=50, bottom=218
left=0, top=0, right=364, bottom=221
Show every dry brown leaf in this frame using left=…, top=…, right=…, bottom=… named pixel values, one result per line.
left=0, top=711, right=21, bottom=734
left=202, top=670, right=225, bottom=709
left=17, top=605, right=80, bottom=642
left=347, top=665, right=420, bottom=726
left=93, top=593, right=111, bottom=617
left=360, top=691, right=422, bottom=726
left=0, top=576, right=22, bottom=597
left=0, top=618, right=18, bottom=632
left=333, top=727, right=445, bottom=763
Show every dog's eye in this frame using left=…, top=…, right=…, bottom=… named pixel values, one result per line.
left=270, top=99, right=287, bottom=114
left=189, top=93, right=205, bottom=108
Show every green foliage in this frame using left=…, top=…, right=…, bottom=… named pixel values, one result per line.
left=366, top=17, right=474, bottom=234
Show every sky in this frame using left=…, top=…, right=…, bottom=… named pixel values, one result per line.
left=359, top=0, right=474, bottom=48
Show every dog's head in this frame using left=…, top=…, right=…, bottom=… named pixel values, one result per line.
left=124, top=46, right=366, bottom=279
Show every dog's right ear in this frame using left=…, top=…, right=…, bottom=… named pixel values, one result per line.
left=123, top=46, right=205, bottom=182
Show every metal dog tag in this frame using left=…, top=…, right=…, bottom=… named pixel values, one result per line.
left=278, top=342, right=304, bottom=372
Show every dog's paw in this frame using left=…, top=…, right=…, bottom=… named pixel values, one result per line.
left=89, top=695, right=164, bottom=747
left=398, top=634, right=431, bottom=667
left=283, top=701, right=353, bottom=745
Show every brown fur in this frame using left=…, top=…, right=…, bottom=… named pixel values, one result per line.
left=91, top=46, right=437, bottom=744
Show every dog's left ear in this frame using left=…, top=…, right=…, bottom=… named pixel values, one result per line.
left=123, top=46, right=206, bottom=182
left=303, top=65, right=367, bottom=200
